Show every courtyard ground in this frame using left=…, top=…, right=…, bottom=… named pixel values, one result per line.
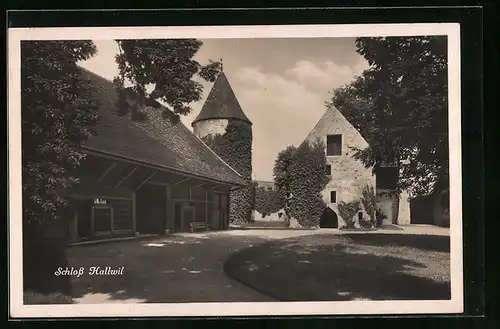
left=66, top=225, right=449, bottom=303
left=224, top=231, right=451, bottom=301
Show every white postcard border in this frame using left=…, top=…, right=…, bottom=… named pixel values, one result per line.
left=8, top=23, right=463, bottom=318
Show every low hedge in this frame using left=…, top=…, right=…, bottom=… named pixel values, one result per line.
left=254, top=186, right=285, bottom=216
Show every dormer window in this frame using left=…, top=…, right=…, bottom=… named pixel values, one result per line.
left=327, top=134, right=342, bottom=156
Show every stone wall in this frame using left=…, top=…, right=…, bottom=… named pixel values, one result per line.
left=303, top=106, right=376, bottom=224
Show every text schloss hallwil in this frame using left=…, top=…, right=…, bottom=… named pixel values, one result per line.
left=55, top=266, right=125, bottom=278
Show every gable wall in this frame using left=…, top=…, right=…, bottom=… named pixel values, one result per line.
left=303, top=107, right=375, bottom=224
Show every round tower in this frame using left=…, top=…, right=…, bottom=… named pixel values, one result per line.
left=192, top=71, right=253, bottom=224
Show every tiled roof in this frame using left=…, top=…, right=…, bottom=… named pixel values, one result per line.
left=79, top=68, right=248, bottom=187
left=192, top=71, right=252, bottom=126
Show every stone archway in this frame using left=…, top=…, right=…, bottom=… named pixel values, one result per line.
left=320, top=207, right=338, bottom=228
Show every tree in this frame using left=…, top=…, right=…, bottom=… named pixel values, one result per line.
left=273, top=145, right=297, bottom=219
left=21, top=40, right=98, bottom=294
left=288, top=140, right=329, bottom=228
left=273, top=141, right=329, bottom=228
left=21, top=40, right=98, bottom=228
left=329, top=36, right=448, bottom=197
left=113, top=39, right=221, bottom=120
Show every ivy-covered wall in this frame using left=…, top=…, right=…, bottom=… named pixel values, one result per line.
left=287, top=139, right=329, bottom=228
left=254, top=186, right=285, bottom=215
left=200, top=120, right=253, bottom=224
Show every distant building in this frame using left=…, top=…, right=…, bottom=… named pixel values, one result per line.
left=254, top=180, right=275, bottom=191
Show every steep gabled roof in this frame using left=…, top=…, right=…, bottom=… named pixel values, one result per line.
left=301, top=104, right=370, bottom=150
left=192, top=71, right=252, bottom=126
left=79, top=68, right=248, bottom=187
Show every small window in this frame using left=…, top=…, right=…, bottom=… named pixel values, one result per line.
left=358, top=211, right=363, bottom=220
left=330, top=191, right=337, bottom=203
left=267, top=187, right=273, bottom=191
left=326, top=134, right=342, bottom=156
left=326, top=165, right=332, bottom=176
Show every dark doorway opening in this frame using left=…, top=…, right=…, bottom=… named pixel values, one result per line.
left=320, top=207, right=338, bottom=228
left=136, top=184, right=167, bottom=234
left=410, top=195, right=435, bottom=225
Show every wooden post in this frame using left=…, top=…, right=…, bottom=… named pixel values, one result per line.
left=166, top=185, right=172, bottom=231
left=71, top=210, right=78, bottom=242
left=205, top=190, right=208, bottom=225
left=90, top=207, right=95, bottom=237
left=132, top=191, right=137, bottom=236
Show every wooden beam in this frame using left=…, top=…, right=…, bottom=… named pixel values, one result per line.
left=82, top=146, right=246, bottom=189
left=97, top=162, right=118, bottom=182
left=192, top=181, right=210, bottom=189
left=136, top=171, right=157, bottom=190
left=146, top=181, right=172, bottom=187
left=170, top=177, right=191, bottom=187
left=115, top=166, right=139, bottom=188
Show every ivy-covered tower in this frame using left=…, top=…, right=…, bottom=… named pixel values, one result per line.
left=192, top=70, right=253, bottom=224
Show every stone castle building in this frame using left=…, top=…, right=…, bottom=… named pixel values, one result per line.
left=192, top=71, right=254, bottom=224
left=302, top=105, right=411, bottom=228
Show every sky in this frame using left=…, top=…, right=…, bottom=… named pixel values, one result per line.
left=79, top=38, right=368, bottom=181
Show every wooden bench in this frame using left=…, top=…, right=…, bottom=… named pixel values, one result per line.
left=189, top=222, right=208, bottom=233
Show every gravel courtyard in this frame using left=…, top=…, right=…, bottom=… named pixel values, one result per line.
left=68, top=225, right=450, bottom=303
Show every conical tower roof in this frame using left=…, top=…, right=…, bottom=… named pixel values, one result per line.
left=192, top=71, right=252, bottom=126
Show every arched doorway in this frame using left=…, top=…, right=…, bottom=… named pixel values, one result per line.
left=320, top=207, right=338, bottom=228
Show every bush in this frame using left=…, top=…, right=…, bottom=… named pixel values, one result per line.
left=360, top=185, right=377, bottom=228
left=337, top=200, right=361, bottom=229
left=23, top=236, right=72, bottom=296
left=287, top=139, right=329, bottom=228
left=375, top=209, right=387, bottom=227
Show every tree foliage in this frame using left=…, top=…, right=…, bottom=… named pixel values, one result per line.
left=359, top=185, right=378, bottom=228
left=21, top=40, right=98, bottom=227
left=113, top=39, right=221, bottom=120
left=329, top=36, right=448, bottom=197
left=254, top=186, right=285, bottom=216
left=287, top=140, right=329, bottom=228
left=273, top=145, right=297, bottom=217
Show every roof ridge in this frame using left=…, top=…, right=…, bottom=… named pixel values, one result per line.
left=78, top=67, right=248, bottom=186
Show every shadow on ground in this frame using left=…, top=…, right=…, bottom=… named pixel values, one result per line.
left=224, top=234, right=451, bottom=301
left=343, top=233, right=450, bottom=252
left=67, top=233, right=273, bottom=303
